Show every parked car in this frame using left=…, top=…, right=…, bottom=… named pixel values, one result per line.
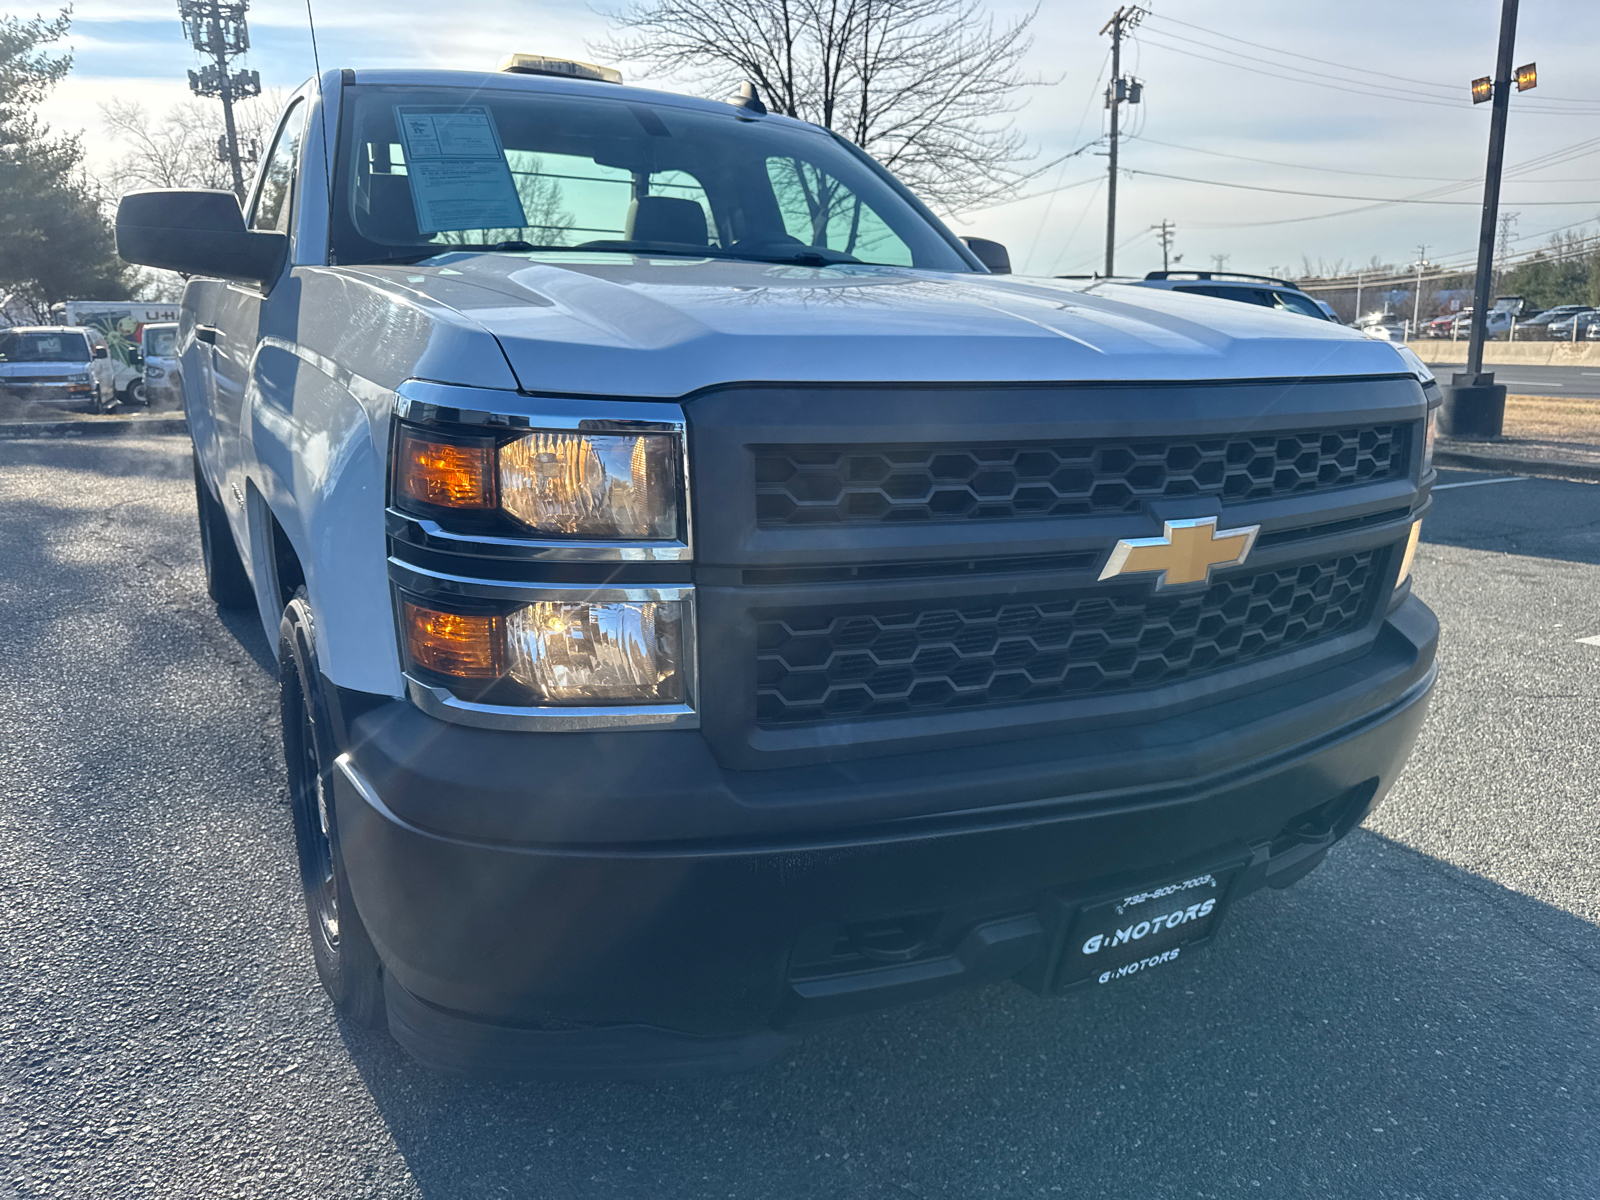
left=115, top=58, right=1439, bottom=1079
left=1133, top=271, right=1340, bottom=322
left=1420, top=313, right=1460, bottom=339
left=0, top=326, right=118, bottom=412
left=139, top=321, right=181, bottom=409
left=1513, top=305, right=1592, bottom=339
left=1548, top=311, right=1600, bottom=341
left=1357, top=316, right=1411, bottom=342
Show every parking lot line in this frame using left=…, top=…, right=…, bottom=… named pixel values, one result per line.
left=1433, top=476, right=1528, bottom=491
left=1577, top=634, right=1600, bottom=647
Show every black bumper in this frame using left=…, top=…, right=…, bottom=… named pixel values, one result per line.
left=330, top=596, right=1436, bottom=1076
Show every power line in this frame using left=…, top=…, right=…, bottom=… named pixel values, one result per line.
left=1132, top=33, right=1482, bottom=112
left=1123, top=168, right=1598, bottom=206
left=1142, top=11, right=1600, bottom=108
left=1042, top=177, right=1106, bottom=276
left=1135, top=27, right=1600, bottom=116
left=1141, top=11, right=1462, bottom=92
left=1023, top=47, right=1110, bottom=269
left=1123, top=135, right=1466, bottom=182
left=1135, top=27, right=1469, bottom=107
left=1126, top=134, right=1600, bottom=186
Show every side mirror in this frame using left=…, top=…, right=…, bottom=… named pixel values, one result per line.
left=961, top=236, right=1012, bottom=275
left=92, top=345, right=109, bottom=359
left=116, top=189, right=288, bottom=286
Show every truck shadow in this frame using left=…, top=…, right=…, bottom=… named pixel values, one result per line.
left=1424, top=472, right=1600, bottom=567
left=339, top=831, right=1600, bottom=1199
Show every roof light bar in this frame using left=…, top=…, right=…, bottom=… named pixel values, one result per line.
left=498, top=53, right=622, bottom=85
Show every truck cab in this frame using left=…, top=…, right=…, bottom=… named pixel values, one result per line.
left=115, top=59, right=1438, bottom=1078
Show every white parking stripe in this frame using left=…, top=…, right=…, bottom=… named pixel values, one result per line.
left=1433, top=476, right=1528, bottom=491
left=1577, top=635, right=1600, bottom=647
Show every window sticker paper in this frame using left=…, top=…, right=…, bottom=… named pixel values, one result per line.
left=394, top=106, right=527, bottom=234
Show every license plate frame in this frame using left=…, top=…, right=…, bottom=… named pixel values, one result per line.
left=1053, top=862, right=1245, bottom=992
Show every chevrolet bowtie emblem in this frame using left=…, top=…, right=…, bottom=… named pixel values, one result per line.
left=1099, top=516, right=1261, bottom=587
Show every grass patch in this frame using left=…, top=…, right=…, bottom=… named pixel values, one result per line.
left=1504, top=394, right=1600, bottom=445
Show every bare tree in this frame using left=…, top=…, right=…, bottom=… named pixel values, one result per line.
left=596, top=0, right=1040, bottom=213
left=101, top=94, right=281, bottom=196
left=100, top=94, right=283, bottom=299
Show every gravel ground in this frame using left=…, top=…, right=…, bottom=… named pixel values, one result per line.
left=0, top=439, right=1595, bottom=1199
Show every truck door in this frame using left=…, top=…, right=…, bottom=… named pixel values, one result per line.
left=208, top=97, right=307, bottom=546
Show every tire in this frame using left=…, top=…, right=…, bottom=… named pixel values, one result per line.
left=192, top=453, right=255, bottom=611
left=280, top=589, right=387, bottom=1031
left=125, top=379, right=148, bottom=406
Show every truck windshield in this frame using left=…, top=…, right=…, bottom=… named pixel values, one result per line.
left=0, top=331, right=90, bottom=363
left=331, top=85, right=973, bottom=272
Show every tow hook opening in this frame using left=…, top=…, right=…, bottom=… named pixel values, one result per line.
left=844, top=914, right=942, bottom=964
left=1273, top=779, right=1380, bottom=852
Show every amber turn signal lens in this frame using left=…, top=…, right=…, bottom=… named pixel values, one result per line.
left=395, top=427, right=495, bottom=510
left=1396, top=521, right=1422, bottom=586
left=402, top=601, right=504, bottom=678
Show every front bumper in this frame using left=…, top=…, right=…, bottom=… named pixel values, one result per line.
left=0, top=381, right=96, bottom=404
left=330, top=595, right=1437, bottom=1076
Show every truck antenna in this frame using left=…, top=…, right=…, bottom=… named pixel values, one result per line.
left=305, top=0, right=336, bottom=222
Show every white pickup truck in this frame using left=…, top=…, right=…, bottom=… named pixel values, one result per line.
left=116, top=58, right=1439, bottom=1078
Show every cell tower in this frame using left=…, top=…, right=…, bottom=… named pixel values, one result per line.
left=179, top=0, right=261, bottom=198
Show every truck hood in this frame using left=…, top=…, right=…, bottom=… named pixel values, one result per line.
left=353, top=255, right=1410, bottom=398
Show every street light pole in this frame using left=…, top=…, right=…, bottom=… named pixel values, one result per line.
left=1445, top=0, right=1520, bottom=439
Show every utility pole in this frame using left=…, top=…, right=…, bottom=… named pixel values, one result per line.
left=1152, top=219, right=1175, bottom=271
left=1445, top=0, right=1531, bottom=439
left=1411, top=247, right=1429, bottom=339
left=1100, top=6, right=1145, bottom=277
left=180, top=0, right=261, bottom=200
left=1354, top=271, right=1363, bottom=326
left=1210, top=253, right=1230, bottom=273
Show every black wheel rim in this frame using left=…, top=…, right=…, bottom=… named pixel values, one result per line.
left=293, top=688, right=340, bottom=955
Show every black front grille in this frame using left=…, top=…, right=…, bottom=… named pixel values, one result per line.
left=755, top=425, right=1410, bottom=526
left=755, top=548, right=1388, bottom=726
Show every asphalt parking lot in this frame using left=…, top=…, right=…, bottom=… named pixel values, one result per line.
left=1, top=436, right=1596, bottom=1199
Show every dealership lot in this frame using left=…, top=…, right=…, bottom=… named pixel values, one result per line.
left=0, top=435, right=1595, bottom=1199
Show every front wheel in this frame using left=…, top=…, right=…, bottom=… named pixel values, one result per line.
left=280, top=590, right=387, bottom=1030
left=124, top=379, right=148, bottom=406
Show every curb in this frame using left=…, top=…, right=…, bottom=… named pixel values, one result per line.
left=0, top=416, right=188, bottom=441
left=1434, top=447, right=1600, bottom=483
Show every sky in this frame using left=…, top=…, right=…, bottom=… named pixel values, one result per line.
left=9, top=0, right=1600, bottom=279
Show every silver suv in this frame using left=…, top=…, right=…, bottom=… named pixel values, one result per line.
left=1133, top=271, right=1340, bottom=323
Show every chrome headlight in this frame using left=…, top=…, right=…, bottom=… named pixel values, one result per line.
left=498, top=431, right=677, bottom=539
left=401, top=596, right=687, bottom=706
left=506, top=600, right=683, bottom=702
left=394, top=423, right=682, bottom=541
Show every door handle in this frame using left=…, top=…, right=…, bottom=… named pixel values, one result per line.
left=195, top=326, right=218, bottom=345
